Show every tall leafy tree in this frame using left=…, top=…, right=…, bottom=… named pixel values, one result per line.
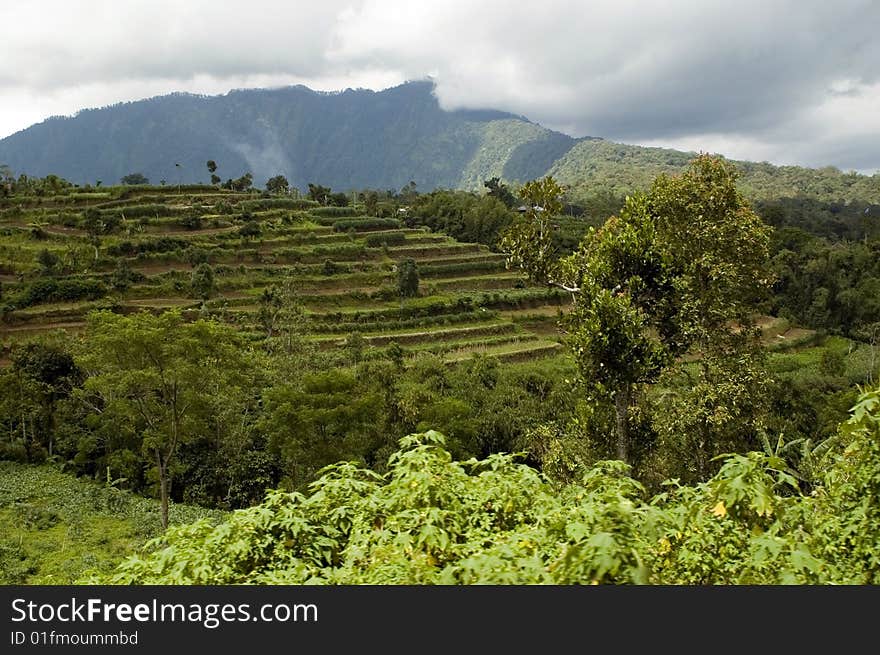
left=190, top=263, right=216, bottom=301
left=397, top=258, right=420, bottom=298
left=399, top=180, right=418, bottom=204
left=76, top=311, right=250, bottom=528
left=265, top=175, right=290, bottom=195
left=260, top=369, right=385, bottom=489
left=484, top=176, right=516, bottom=208
left=308, top=183, right=332, bottom=205
left=363, top=190, right=380, bottom=216
left=500, top=157, right=772, bottom=467
left=258, top=279, right=308, bottom=354
left=498, top=176, right=565, bottom=285
left=329, top=191, right=350, bottom=207
left=7, top=341, right=81, bottom=459
left=559, top=196, right=675, bottom=463
left=207, top=160, right=221, bottom=186
left=120, top=173, right=149, bottom=185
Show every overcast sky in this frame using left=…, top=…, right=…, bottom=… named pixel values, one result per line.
left=2, top=0, right=878, bottom=173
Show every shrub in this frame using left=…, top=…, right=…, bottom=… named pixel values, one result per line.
left=333, top=218, right=401, bottom=232
left=397, top=259, right=419, bottom=298
left=106, top=237, right=188, bottom=257
left=90, top=386, right=880, bottom=586
left=365, top=232, right=407, bottom=247
left=312, top=206, right=359, bottom=218
left=238, top=222, right=262, bottom=238
left=14, top=278, right=107, bottom=307
left=178, top=214, right=203, bottom=230
left=98, top=204, right=178, bottom=219
left=190, top=264, right=216, bottom=300
left=237, top=198, right=317, bottom=212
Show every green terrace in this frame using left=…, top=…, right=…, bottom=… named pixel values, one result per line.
left=3, top=185, right=810, bottom=368
left=0, top=187, right=569, bottom=365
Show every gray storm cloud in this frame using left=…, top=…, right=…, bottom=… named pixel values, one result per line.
left=1, top=0, right=878, bottom=171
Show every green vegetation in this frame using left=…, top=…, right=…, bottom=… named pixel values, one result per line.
left=501, top=158, right=772, bottom=473
left=397, top=258, right=419, bottom=298
left=549, top=139, right=880, bottom=204
left=0, top=175, right=572, bottom=529
left=77, top=311, right=254, bottom=529
left=762, top=198, right=880, bottom=336
left=92, top=385, right=880, bottom=584
left=0, top=461, right=220, bottom=584
left=1, top=154, right=878, bottom=586
left=120, top=173, right=149, bottom=185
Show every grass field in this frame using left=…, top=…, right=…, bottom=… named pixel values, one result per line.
left=0, top=461, right=223, bottom=584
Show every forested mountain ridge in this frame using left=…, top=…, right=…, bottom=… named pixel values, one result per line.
left=1, top=81, right=877, bottom=203
left=0, top=81, right=557, bottom=193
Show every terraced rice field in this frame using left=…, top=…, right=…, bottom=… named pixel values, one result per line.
left=0, top=186, right=568, bottom=364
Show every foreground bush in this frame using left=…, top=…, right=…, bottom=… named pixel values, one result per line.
left=93, top=389, right=880, bottom=584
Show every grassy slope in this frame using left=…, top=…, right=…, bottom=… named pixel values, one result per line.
left=0, top=461, right=223, bottom=584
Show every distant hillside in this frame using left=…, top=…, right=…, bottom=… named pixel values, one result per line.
left=1, top=80, right=877, bottom=203
left=548, top=139, right=880, bottom=204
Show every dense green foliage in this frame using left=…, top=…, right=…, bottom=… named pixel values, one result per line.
left=74, top=311, right=256, bottom=527
left=333, top=217, right=400, bottom=231
left=1, top=156, right=879, bottom=586
left=120, top=173, right=150, bottom=185
left=759, top=198, right=880, bottom=336
left=407, top=190, right=614, bottom=263
left=410, top=191, right=515, bottom=246
left=8, top=277, right=108, bottom=309
left=397, top=258, right=419, bottom=298
left=550, top=139, right=880, bottom=204
left=91, top=384, right=880, bottom=584
left=501, top=158, right=772, bottom=473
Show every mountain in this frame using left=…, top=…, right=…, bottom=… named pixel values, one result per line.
left=0, top=80, right=570, bottom=192
left=1, top=80, right=878, bottom=203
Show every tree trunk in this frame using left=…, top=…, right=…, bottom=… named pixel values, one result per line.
left=869, top=333, right=877, bottom=384
left=695, top=435, right=707, bottom=480
left=48, top=401, right=55, bottom=458
left=157, top=452, right=169, bottom=530
left=614, top=385, right=632, bottom=465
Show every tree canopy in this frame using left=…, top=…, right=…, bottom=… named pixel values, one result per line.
left=75, top=310, right=252, bottom=528
left=265, top=174, right=290, bottom=195
left=500, top=156, right=772, bottom=466
left=397, top=258, right=419, bottom=298
left=120, top=173, right=150, bottom=185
